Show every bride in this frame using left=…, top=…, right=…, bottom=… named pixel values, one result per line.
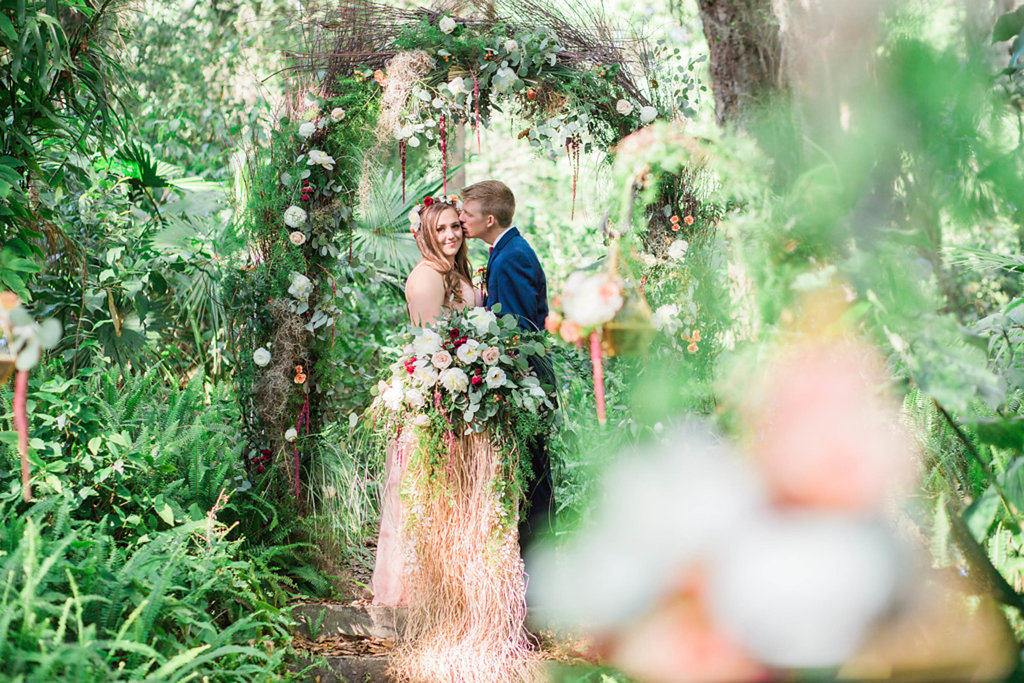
left=371, top=196, right=481, bottom=606
left=370, top=195, right=532, bottom=682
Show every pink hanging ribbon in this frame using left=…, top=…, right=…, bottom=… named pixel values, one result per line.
left=15, top=370, right=30, bottom=502
left=590, top=331, right=606, bottom=425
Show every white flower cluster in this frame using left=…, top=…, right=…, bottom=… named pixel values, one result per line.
left=374, top=309, right=553, bottom=429
left=616, top=99, right=659, bottom=125
left=560, top=271, right=625, bottom=329
left=295, top=107, right=347, bottom=141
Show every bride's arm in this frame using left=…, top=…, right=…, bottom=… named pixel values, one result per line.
left=405, top=266, right=445, bottom=326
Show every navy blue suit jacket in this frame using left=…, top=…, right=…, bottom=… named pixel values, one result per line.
left=486, top=227, right=553, bottom=391
left=485, top=227, right=548, bottom=332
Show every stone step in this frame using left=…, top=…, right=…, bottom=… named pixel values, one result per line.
left=292, top=603, right=407, bottom=640
left=293, top=654, right=391, bottom=682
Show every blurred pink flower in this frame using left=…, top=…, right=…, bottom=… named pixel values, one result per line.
left=746, top=340, right=917, bottom=511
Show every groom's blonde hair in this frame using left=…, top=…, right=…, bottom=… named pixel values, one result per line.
left=461, top=180, right=515, bottom=228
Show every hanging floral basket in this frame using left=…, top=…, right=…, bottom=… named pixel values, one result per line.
left=602, top=280, right=654, bottom=357
left=546, top=249, right=653, bottom=424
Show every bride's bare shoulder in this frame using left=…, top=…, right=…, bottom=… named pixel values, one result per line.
left=405, top=262, right=443, bottom=293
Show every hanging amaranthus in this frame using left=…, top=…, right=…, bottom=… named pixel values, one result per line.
left=399, top=138, right=407, bottom=202
left=440, top=112, right=448, bottom=196
left=472, top=71, right=481, bottom=153
left=566, top=134, right=581, bottom=220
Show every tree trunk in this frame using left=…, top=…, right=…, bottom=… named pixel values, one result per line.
left=696, top=0, right=785, bottom=129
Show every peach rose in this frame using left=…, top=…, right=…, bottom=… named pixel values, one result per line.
left=481, top=346, right=501, bottom=365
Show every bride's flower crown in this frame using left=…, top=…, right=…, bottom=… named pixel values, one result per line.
left=409, top=194, right=464, bottom=234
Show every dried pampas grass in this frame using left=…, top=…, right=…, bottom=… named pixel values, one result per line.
left=389, top=430, right=538, bottom=683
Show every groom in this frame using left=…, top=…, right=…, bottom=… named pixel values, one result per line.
left=459, top=180, right=554, bottom=551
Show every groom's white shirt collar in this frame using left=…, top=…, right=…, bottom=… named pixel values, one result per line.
left=491, top=226, right=514, bottom=249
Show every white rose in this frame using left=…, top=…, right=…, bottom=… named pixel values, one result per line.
left=330, top=107, right=346, bottom=121
left=616, top=99, right=634, bottom=116
left=413, top=329, right=443, bottom=356
left=667, top=239, right=689, bottom=261
left=252, top=348, right=272, bottom=367
left=298, top=121, right=316, bottom=138
left=466, top=307, right=496, bottom=334
left=288, top=273, right=314, bottom=300
left=480, top=346, right=501, bottom=366
left=307, top=149, right=335, bottom=171
left=448, top=77, right=466, bottom=95
left=285, top=427, right=298, bottom=442
left=283, top=205, right=307, bottom=228
left=485, top=366, right=506, bottom=389
left=456, top=339, right=481, bottom=364
left=439, top=367, right=470, bottom=393
left=493, top=66, right=517, bottom=91
left=652, top=303, right=680, bottom=331
left=439, top=16, right=456, bottom=34
left=431, top=349, right=453, bottom=370
left=413, top=364, right=439, bottom=388
left=561, top=272, right=623, bottom=328
left=504, top=39, right=518, bottom=53
left=639, top=105, right=658, bottom=124
left=408, top=208, right=422, bottom=230
left=382, top=385, right=405, bottom=412
left=405, top=387, right=425, bottom=409
left=288, top=231, right=306, bottom=246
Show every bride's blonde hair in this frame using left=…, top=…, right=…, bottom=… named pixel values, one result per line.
left=413, top=202, right=473, bottom=305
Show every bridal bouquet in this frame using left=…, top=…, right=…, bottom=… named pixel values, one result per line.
left=373, top=306, right=553, bottom=434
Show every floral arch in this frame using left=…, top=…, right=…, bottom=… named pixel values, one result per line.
left=227, top=0, right=712, bottom=499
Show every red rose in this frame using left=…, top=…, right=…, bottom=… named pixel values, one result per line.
left=449, top=328, right=460, bottom=339
left=423, top=196, right=434, bottom=207
left=471, top=376, right=483, bottom=386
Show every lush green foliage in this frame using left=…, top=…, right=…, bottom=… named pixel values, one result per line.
left=8, top=0, right=1024, bottom=676
left=0, top=363, right=313, bottom=680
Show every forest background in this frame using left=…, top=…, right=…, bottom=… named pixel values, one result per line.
left=2, top=0, right=1024, bottom=679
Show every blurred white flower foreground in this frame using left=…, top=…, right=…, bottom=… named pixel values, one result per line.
left=529, top=334, right=1013, bottom=681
